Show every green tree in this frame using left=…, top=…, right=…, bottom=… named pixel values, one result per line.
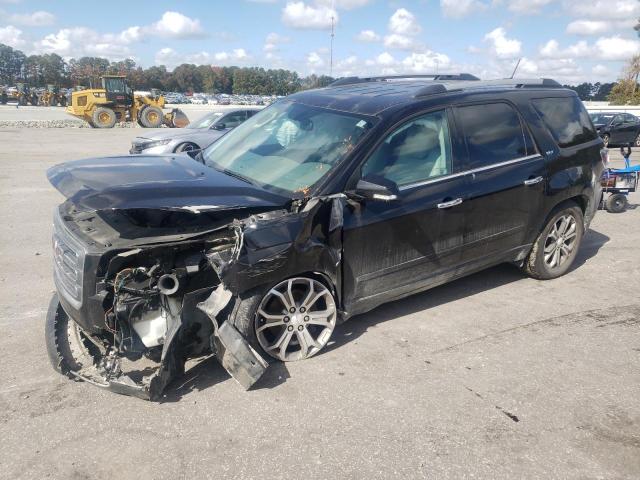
left=0, top=43, right=26, bottom=84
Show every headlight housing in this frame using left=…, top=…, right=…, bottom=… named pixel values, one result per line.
left=141, top=139, right=172, bottom=150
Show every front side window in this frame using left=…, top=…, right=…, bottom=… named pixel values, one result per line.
left=202, top=101, right=375, bottom=195
left=220, top=111, right=247, bottom=128
left=532, top=97, right=598, bottom=148
left=186, top=112, right=224, bottom=129
left=456, top=103, right=527, bottom=169
left=361, top=110, right=452, bottom=187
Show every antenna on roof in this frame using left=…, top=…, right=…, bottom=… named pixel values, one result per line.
left=510, top=58, right=522, bottom=79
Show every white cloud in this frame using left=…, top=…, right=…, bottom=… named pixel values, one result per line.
left=388, top=8, right=421, bottom=36
left=37, top=27, right=132, bottom=59
left=155, top=47, right=177, bottom=66
left=566, top=20, right=613, bottom=35
left=539, top=39, right=590, bottom=59
left=376, top=52, right=395, bottom=66
left=563, top=0, right=640, bottom=20
left=505, top=0, right=553, bottom=14
left=264, top=32, right=290, bottom=52
left=282, top=2, right=338, bottom=30
left=316, top=0, right=371, bottom=9
left=355, top=29, right=380, bottom=42
left=383, top=33, right=416, bottom=50
left=594, top=36, right=640, bottom=60
left=402, top=51, right=451, bottom=71
left=440, top=0, right=488, bottom=18
left=484, top=27, right=521, bottom=58
left=592, top=64, right=610, bottom=75
left=0, top=25, right=25, bottom=48
left=146, top=11, right=204, bottom=38
left=6, top=10, right=55, bottom=27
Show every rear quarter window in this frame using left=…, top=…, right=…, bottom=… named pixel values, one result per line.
left=531, top=97, right=598, bottom=148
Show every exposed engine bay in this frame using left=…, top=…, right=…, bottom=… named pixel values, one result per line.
left=45, top=154, right=346, bottom=400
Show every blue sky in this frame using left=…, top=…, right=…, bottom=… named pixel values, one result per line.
left=1, top=0, right=639, bottom=83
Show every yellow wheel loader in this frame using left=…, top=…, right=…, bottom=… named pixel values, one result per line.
left=65, top=76, right=189, bottom=129
left=39, top=85, right=68, bottom=107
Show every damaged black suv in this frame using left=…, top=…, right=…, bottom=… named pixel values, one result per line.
left=46, top=74, right=605, bottom=399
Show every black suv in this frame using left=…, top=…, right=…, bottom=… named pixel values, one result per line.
left=589, top=111, right=640, bottom=147
left=46, top=75, right=605, bottom=399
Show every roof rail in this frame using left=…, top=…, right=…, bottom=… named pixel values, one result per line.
left=413, top=78, right=563, bottom=98
left=330, top=73, right=480, bottom=87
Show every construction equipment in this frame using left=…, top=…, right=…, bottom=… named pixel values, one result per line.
left=15, top=83, right=39, bottom=106
left=65, top=75, right=189, bottom=128
left=39, top=85, right=68, bottom=107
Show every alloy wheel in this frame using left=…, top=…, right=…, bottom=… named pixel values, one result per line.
left=255, top=277, right=336, bottom=361
left=543, top=214, right=578, bottom=269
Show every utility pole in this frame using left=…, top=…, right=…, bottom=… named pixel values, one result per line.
left=330, top=14, right=335, bottom=77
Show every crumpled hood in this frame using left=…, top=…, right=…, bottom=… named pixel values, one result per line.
left=47, top=154, right=290, bottom=212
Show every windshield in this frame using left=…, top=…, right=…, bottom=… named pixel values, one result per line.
left=201, top=101, right=376, bottom=194
left=187, top=112, right=224, bottom=129
left=590, top=113, right=614, bottom=124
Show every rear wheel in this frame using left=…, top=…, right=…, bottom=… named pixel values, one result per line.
left=634, top=133, right=640, bottom=148
left=230, top=277, right=337, bottom=362
left=605, top=193, right=628, bottom=213
left=523, top=203, right=584, bottom=280
left=140, top=106, right=163, bottom=128
left=92, top=107, right=117, bottom=128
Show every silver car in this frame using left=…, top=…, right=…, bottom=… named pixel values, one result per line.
left=130, top=108, right=260, bottom=154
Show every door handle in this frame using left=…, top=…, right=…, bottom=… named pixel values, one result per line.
left=524, top=176, right=544, bottom=186
left=437, top=198, right=463, bottom=209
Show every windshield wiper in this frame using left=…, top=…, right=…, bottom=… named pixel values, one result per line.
left=217, top=166, right=256, bottom=186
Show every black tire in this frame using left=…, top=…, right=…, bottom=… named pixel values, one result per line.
left=45, top=294, right=98, bottom=377
left=174, top=142, right=199, bottom=153
left=602, top=133, right=610, bottom=147
left=91, top=106, right=117, bottom=128
left=139, top=106, right=163, bottom=128
left=523, top=203, right=584, bottom=280
left=18, top=96, right=26, bottom=106
left=605, top=193, right=628, bottom=213
left=635, top=133, right=640, bottom=148
left=59, top=96, right=67, bottom=107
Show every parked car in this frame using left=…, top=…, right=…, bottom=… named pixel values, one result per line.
left=45, top=75, right=605, bottom=400
left=590, top=112, right=640, bottom=147
left=129, top=108, right=261, bottom=154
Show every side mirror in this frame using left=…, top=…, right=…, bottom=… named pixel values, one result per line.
left=213, top=123, right=226, bottom=130
left=351, top=176, right=399, bottom=201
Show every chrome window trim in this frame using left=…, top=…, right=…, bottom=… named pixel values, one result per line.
left=398, top=154, right=543, bottom=191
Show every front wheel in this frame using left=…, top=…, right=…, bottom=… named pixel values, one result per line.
left=45, top=295, right=100, bottom=376
left=523, top=204, right=584, bottom=280
left=139, top=106, right=163, bottom=128
left=634, top=133, right=640, bottom=148
left=230, top=277, right=337, bottom=362
left=602, top=133, right=610, bottom=147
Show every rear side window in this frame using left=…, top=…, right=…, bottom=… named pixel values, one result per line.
left=531, top=97, right=598, bottom=148
left=455, top=103, right=528, bottom=169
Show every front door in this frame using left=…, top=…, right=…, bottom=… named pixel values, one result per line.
left=342, top=109, right=468, bottom=313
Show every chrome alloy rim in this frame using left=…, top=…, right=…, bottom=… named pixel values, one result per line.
left=255, top=278, right=336, bottom=361
left=544, top=214, right=578, bottom=269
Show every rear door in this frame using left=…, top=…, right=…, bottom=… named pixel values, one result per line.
left=452, top=102, right=546, bottom=266
left=622, top=114, right=639, bottom=144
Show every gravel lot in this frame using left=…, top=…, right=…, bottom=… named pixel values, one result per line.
left=0, top=110, right=639, bottom=479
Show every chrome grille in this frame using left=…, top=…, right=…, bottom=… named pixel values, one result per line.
left=52, top=210, right=86, bottom=309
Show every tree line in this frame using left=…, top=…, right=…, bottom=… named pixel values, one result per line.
left=0, top=43, right=334, bottom=95
left=2, top=42, right=640, bottom=103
